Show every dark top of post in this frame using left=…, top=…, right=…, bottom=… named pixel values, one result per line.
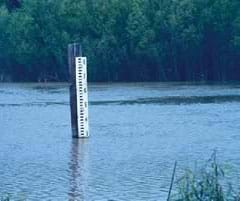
left=68, top=43, right=82, bottom=77
left=68, top=43, right=82, bottom=138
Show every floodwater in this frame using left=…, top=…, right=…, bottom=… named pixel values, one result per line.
left=1, top=82, right=240, bottom=201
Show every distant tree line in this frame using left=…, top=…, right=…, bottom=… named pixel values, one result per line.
left=0, top=0, right=240, bottom=82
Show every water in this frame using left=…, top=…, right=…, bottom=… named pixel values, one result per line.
left=1, top=82, right=240, bottom=201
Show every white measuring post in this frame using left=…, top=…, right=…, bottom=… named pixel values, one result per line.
left=75, top=57, right=89, bottom=137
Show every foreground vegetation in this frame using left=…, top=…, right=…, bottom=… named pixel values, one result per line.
left=0, top=0, right=240, bottom=82
left=171, top=152, right=240, bottom=201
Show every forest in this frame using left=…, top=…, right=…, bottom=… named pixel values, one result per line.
left=0, top=0, right=240, bottom=82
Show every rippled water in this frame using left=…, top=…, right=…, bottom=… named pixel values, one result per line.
left=1, top=82, right=240, bottom=201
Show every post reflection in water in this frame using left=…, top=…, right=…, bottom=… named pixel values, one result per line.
left=68, top=139, right=89, bottom=201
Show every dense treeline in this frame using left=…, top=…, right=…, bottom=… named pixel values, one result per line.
left=0, top=0, right=240, bottom=82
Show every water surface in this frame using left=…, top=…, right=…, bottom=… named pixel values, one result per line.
left=1, top=82, right=240, bottom=200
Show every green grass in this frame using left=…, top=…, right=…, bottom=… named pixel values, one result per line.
left=171, top=151, right=240, bottom=201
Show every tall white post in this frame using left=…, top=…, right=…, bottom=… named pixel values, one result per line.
left=75, top=57, right=89, bottom=137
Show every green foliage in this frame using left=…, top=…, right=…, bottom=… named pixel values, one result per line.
left=172, top=152, right=240, bottom=201
left=0, top=0, right=240, bottom=82
left=234, top=16, right=240, bottom=50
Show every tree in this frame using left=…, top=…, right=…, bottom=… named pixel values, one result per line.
left=0, top=0, right=240, bottom=82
